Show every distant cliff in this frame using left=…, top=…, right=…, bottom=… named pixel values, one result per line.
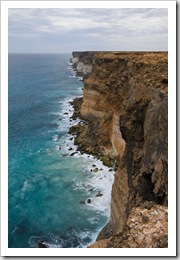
left=71, top=51, right=110, bottom=80
left=70, top=51, right=96, bottom=80
left=70, top=51, right=168, bottom=248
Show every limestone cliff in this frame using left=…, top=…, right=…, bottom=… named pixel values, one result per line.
left=70, top=51, right=168, bottom=248
left=71, top=51, right=97, bottom=80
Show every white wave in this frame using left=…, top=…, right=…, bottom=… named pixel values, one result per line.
left=67, top=60, right=73, bottom=66
left=52, top=134, right=59, bottom=141
left=78, top=76, right=83, bottom=81
left=73, top=155, right=115, bottom=214
left=21, top=180, right=28, bottom=192
left=20, top=180, right=30, bottom=199
left=68, top=75, right=76, bottom=79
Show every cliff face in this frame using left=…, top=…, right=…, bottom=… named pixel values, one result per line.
left=71, top=51, right=97, bottom=80
left=70, top=51, right=168, bottom=247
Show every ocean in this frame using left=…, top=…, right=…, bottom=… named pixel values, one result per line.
left=8, top=53, right=114, bottom=248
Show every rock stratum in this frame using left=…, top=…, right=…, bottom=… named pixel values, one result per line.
left=70, top=51, right=168, bottom=248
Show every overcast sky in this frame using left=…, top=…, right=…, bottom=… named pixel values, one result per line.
left=8, top=8, right=168, bottom=53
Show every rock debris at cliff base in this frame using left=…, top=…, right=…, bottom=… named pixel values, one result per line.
left=70, top=51, right=168, bottom=248
left=88, top=205, right=168, bottom=248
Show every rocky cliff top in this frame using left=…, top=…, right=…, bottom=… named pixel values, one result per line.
left=72, top=51, right=167, bottom=65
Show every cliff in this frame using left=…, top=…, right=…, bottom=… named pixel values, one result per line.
left=70, top=51, right=97, bottom=80
left=70, top=51, right=168, bottom=248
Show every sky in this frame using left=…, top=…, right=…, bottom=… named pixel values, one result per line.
left=8, top=8, right=168, bottom=53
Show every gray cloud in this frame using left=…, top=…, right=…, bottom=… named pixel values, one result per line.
left=8, top=8, right=168, bottom=53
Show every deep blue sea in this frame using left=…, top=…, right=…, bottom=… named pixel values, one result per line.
left=8, top=53, right=114, bottom=248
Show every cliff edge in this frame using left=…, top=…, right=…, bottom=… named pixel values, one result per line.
left=70, top=51, right=168, bottom=248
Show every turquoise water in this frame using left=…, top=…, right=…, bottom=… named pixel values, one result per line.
left=8, top=53, right=114, bottom=248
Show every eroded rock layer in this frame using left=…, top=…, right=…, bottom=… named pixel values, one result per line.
left=70, top=51, right=168, bottom=248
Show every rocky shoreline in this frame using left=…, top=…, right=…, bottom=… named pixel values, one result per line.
left=69, top=97, right=118, bottom=170
left=69, top=51, right=168, bottom=248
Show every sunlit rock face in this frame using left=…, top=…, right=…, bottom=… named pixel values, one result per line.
left=71, top=51, right=168, bottom=248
